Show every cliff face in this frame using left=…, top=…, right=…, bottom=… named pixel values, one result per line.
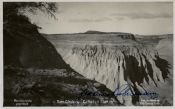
left=45, top=33, right=171, bottom=105
left=66, top=45, right=169, bottom=89
left=61, top=45, right=169, bottom=105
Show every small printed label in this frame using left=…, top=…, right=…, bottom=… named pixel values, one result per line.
left=139, top=99, right=160, bottom=106
left=14, top=99, right=32, bottom=106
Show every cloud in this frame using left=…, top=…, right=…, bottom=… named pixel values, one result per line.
left=69, top=17, right=111, bottom=22
left=111, top=12, right=172, bottom=19
left=115, top=17, right=125, bottom=21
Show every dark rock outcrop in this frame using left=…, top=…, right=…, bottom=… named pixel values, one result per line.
left=3, top=15, right=68, bottom=69
left=3, top=6, right=120, bottom=106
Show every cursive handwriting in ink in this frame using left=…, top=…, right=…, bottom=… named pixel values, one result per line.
left=114, top=84, right=158, bottom=97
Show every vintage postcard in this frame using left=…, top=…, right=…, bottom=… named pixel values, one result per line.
left=3, top=1, right=173, bottom=106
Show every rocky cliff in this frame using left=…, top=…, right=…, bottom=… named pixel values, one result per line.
left=66, top=44, right=168, bottom=89
left=45, top=32, right=171, bottom=105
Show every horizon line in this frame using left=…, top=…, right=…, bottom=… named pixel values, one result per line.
left=40, top=31, right=173, bottom=36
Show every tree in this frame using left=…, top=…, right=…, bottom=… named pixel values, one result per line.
left=3, top=2, right=57, bottom=28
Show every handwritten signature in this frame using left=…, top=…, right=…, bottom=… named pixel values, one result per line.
left=114, top=84, right=158, bottom=97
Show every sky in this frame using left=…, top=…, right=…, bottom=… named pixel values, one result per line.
left=27, top=2, right=173, bottom=35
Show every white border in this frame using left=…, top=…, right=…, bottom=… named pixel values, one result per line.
left=1, top=0, right=174, bottom=2
left=0, top=0, right=174, bottom=109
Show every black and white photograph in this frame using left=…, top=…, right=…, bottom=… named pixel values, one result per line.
left=3, top=1, right=173, bottom=106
